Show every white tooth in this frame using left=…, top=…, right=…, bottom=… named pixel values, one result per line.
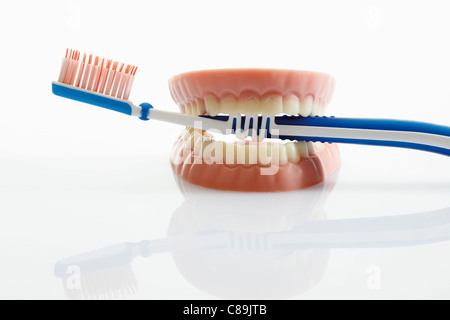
left=212, top=141, right=225, bottom=164
left=296, top=141, right=309, bottom=158
left=188, top=101, right=196, bottom=115
left=225, top=142, right=236, bottom=165
left=307, top=141, right=317, bottom=155
left=236, top=144, right=246, bottom=165
left=192, top=128, right=202, bottom=138
left=186, top=127, right=195, bottom=136
left=300, top=96, right=313, bottom=117
left=285, top=142, right=300, bottom=163
left=247, top=144, right=258, bottom=166
left=182, top=102, right=189, bottom=115
left=314, top=141, right=325, bottom=152
left=188, top=101, right=195, bottom=115
left=205, top=94, right=221, bottom=116
left=267, top=144, right=276, bottom=165
left=277, top=143, right=288, bottom=165
left=193, top=135, right=203, bottom=155
left=261, top=94, right=283, bottom=115
left=282, top=95, right=300, bottom=115
left=196, top=99, right=206, bottom=115
left=201, top=140, right=214, bottom=164
left=181, top=128, right=191, bottom=141
left=318, top=103, right=326, bottom=116
left=312, top=103, right=324, bottom=116
left=187, top=134, right=195, bottom=149
left=183, top=129, right=194, bottom=148
left=243, top=144, right=253, bottom=167
left=220, top=94, right=238, bottom=115
left=258, top=144, right=271, bottom=166
left=237, top=92, right=261, bottom=114
left=263, top=143, right=275, bottom=165
left=179, top=104, right=186, bottom=114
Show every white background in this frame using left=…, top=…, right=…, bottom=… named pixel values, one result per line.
left=0, top=0, right=449, bottom=300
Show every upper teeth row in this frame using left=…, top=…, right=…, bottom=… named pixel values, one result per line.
left=179, top=94, right=326, bottom=117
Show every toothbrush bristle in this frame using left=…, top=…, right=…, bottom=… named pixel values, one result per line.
left=58, top=49, right=138, bottom=100
left=75, top=53, right=87, bottom=88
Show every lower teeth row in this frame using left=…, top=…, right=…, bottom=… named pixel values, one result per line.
left=178, top=129, right=325, bottom=166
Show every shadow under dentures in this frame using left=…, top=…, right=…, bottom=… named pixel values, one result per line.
left=168, top=69, right=341, bottom=192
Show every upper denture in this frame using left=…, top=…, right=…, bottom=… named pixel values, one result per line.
left=169, top=69, right=336, bottom=116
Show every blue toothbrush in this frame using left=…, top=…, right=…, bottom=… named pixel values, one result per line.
left=52, top=50, right=450, bottom=156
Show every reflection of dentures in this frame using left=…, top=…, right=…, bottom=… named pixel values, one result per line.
left=54, top=176, right=336, bottom=300
left=169, top=69, right=341, bottom=192
left=54, top=173, right=450, bottom=299
left=168, top=175, right=336, bottom=299
left=171, top=173, right=336, bottom=232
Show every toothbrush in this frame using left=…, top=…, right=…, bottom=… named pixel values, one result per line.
left=52, top=49, right=450, bottom=156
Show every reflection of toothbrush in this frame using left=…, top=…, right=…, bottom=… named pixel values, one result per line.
left=55, top=206, right=450, bottom=276
left=55, top=233, right=229, bottom=299
left=55, top=206, right=450, bottom=299
left=52, top=49, right=450, bottom=156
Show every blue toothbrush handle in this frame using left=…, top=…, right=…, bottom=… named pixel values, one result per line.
left=53, top=82, right=154, bottom=120
left=273, top=116, right=450, bottom=156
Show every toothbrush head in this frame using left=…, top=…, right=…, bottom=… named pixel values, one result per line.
left=53, top=49, right=142, bottom=117
left=55, top=241, right=150, bottom=300
left=60, top=265, right=138, bottom=300
left=57, top=48, right=138, bottom=100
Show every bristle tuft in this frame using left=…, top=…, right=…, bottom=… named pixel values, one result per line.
left=57, top=49, right=138, bottom=100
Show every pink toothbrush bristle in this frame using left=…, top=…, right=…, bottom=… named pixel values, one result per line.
left=58, top=49, right=138, bottom=100
left=75, top=53, right=87, bottom=88
left=87, top=56, right=100, bottom=91
left=111, top=63, right=125, bottom=98
left=80, top=54, right=93, bottom=89
left=123, top=65, right=137, bottom=100
left=92, top=57, right=105, bottom=92
left=104, top=61, right=119, bottom=96
left=98, top=59, right=112, bottom=94
left=117, top=65, right=131, bottom=99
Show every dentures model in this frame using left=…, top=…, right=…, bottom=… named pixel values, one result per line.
left=169, top=69, right=340, bottom=192
left=53, top=50, right=449, bottom=192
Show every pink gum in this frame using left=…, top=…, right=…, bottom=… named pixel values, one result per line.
left=171, top=140, right=341, bottom=192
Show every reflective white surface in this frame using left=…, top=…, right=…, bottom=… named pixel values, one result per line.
left=0, top=0, right=450, bottom=300
left=0, top=144, right=448, bottom=300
